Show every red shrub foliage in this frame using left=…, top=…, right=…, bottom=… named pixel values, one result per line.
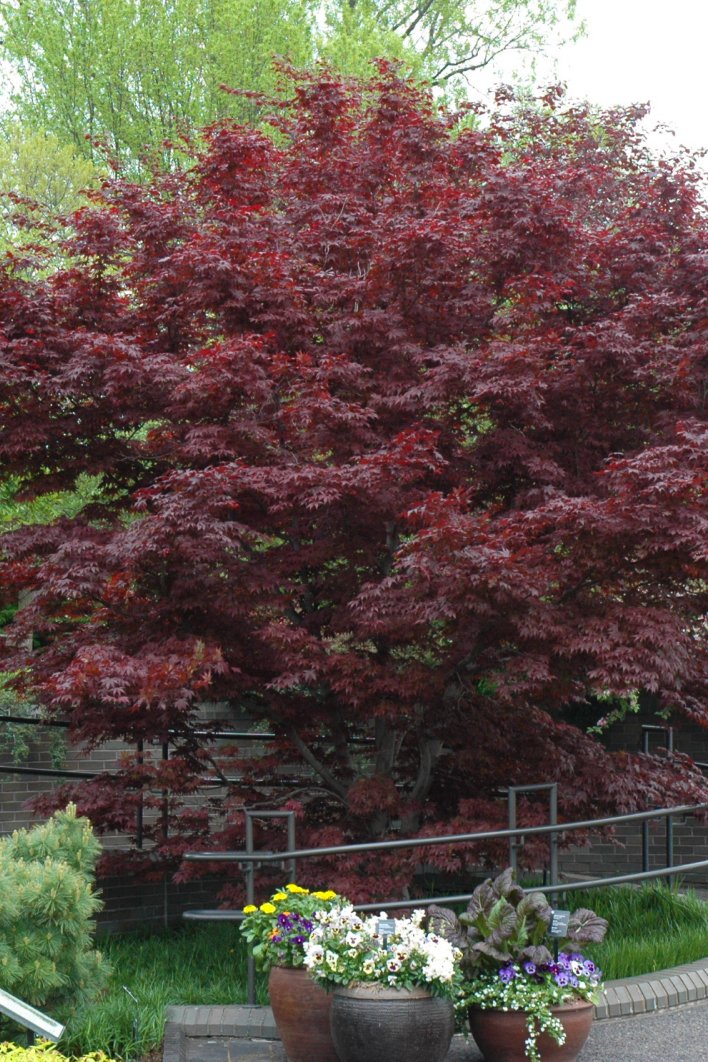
left=1, top=66, right=706, bottom=897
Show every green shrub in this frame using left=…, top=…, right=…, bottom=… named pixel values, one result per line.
left=0, top=806, right=109, bottom=1010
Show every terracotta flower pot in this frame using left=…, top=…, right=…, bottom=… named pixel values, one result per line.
left=268, top=966, right=339, bottom=1062
left=468, top=999, right=594, bottom=1062
left=330, top=983, right=455, bottom=1062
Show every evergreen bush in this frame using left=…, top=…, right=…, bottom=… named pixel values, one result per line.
left=0, top=806, right=109, bottom=1010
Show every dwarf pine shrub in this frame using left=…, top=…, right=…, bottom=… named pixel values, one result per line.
left=0, top=806, right=109, bottom=1010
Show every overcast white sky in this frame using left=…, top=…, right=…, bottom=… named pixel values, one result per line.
left=555, top=0, right=708, bottom=153
left=473, top=1, right=708, bottom=157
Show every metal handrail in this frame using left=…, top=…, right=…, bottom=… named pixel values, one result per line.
left=183, top=799, right=708, bottom=1005
left=0, top=715, right=376, bottom=744
left=183, top=857, right=708, bottom=922
left=184, top=801, right=708, bottom=863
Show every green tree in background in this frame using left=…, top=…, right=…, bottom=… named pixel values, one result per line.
left=0, top=0, right=315, bottom=169
left=0, top=0, right=579, bottom=171
left=322, top=0, right=579, bottom=88
left=0, top=122, right=99, bottom=250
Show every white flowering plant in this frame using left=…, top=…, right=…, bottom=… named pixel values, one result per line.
left=458, top=951, right=604, bottom=1062
left=428, top=868, right=608, bottom=1062
left=303, top=905, right=463, bottom=1000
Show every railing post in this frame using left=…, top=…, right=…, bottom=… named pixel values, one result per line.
left=136, top=738, right=144, bottom=850
left=642, top=819, right=650, bottom=874
left=245, top=813, right=256, bottom=1006
left=286, top=812, right=297, bottom=882
left=640, top=726, right=674, bottom=878
left=549, top=783, right=559, bottom=890
left=507, top=783, right=558, bottom=888
left=508, top=788, right=518, bottom=875
left=161, top=741, right=169, bottom=842
left=243, top=809, right=297, bottom=1005
left=666, top=813, right=674, bottom=884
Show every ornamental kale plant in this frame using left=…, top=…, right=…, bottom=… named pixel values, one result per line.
left=240, top=883, right=342, bottom=971
left=428, top=867, right=608, bottom=974
left=303, top=906, right=462, bottom=999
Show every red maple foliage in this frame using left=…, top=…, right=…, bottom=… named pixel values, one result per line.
left=1, top=66, right=706, bottom=898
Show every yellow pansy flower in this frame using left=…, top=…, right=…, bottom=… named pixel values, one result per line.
left=285, top=883, right=309, bottom=894
left=260, top=902, right=277, bottom=914
left=243, top=904, right=257, bottom=914
left=313, top=890, right=337, bottom=900
left=272, top=892, right=288, bottom=901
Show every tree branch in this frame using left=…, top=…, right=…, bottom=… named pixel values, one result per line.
left=286, top=724, right=350, bottom=800
left=410, top=734, right=442, bottom=803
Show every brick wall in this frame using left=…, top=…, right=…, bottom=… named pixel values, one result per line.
left=95, top=874, right=227, bottom=934
left=558, top=814, right=708, bottom=887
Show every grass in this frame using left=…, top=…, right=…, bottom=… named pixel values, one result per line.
left=20, top=883, right=707, bottom=1061
left=565, top=882, right=708, bottom=981
left=57, top=923, right=268, bottom=1061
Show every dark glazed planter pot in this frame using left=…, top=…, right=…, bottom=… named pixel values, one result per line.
left=330, top=984, right=455, bottom=1062
left=469, top=1000, right=594, bottom=1062
left=268, top=966, right=339, bottom=1062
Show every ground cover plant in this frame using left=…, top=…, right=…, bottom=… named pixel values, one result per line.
left=0, top=65, right=706, bottom=899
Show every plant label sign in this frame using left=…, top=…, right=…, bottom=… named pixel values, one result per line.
left=377, top=918, right=396, bottom=942
left=549, top=909, right=570, bottom=937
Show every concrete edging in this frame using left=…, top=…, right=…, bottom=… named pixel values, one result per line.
left=163, top=956, right=708, bottom=1059
left=594, top=956, right=708, bottom=1019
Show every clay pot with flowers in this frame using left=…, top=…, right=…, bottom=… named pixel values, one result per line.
left=303, top=904, right=462, bottom=1062
left=240, top=883, right=343, bottom=1062
left=428, top=868, right=608, bottom=1062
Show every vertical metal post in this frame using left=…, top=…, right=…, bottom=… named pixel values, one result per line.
left=161, top=740, right=170, bottom=929
left=665, top=814, right=674, bottom=877
left=507, top=784, right=558, bottom=888
left=508, top=788, right=518, bottom=875
left=161, top=741, right=169, bottom=842
left=640, top=726, right=674, bottom=877
left=642, top=819, right=650, bottom=874
left=245, top=814, right=256, bottom=1005
left=242, top=808, right=296, bottom=1004
left=641, top=730, right=653, bottom=870
left=549, top=783, right=559, bottom=890
left=136, top=739, right=144, bottom=850
left=286, top=812, right=297, bottom=882
left=666, top=726, right=675, bottom=875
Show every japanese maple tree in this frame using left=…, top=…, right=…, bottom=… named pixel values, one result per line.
left=0, top=67, right=706, bottom=897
